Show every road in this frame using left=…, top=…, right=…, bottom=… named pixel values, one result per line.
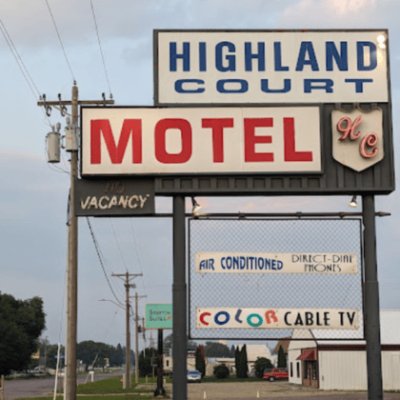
left=3, top=371, right=122, bottom=400
left=185, top=382, right=400, bottom=399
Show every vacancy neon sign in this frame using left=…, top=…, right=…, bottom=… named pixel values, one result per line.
left=81, top=107, right=321, bottom=176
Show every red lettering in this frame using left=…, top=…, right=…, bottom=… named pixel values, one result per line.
left=90, top=119, right=142, bottom=164
left=199, top=312, right=211, bottom=326
left=155, top=119, right=192, bottom=164
left=284, top=118, right=313, bottom=162
left=360, top=133, right=378, bottom=158
left=265, top=310, right=278, bottom=324
left=202, top=118, right=234, bottom=163
left=337, top=115, right=363, bottom=141
left=244, top=118, right=273, bottom=162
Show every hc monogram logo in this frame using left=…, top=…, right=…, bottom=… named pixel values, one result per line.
left=331, top=108, right=384, bottom=172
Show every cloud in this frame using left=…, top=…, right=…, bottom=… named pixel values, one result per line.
left=277, top=0, right=396, bottom=29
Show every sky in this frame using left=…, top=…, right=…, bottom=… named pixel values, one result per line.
left=1, top=0, right=400, bottom=351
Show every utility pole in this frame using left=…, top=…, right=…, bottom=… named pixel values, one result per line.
left=134, top=292, right=147, bottom=384
left=38, top=84, right=114, bottom=400
left=112, top=273, right=142, bottom=388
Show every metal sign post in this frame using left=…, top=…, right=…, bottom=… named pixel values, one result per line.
left=0, top=375, right=4, bottom=400
left=362, top=195, right=383, bottom=399
left=154, top=329, right=166, bottom=397
left=172, top=196, right=187, bottom=400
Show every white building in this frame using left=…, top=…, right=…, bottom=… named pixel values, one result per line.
left=237, top=344, right=277, bottom=373
left=287, top=310, right=400, bottom=391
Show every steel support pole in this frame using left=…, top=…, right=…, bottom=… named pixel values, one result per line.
left=65, top=84, right=78, bottom=400
left=154, top=329, right=166, bottom=396
left=362, top=195, right=383, bottom=400
left=125, top=272, right=131, bottom=389
left=172, top=196, right=187, bottom=400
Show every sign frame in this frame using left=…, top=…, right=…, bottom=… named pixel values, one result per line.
left=153, top=29, right=391, bottom=106
left=188, top=216, right=365, bottom=341
left=80, top=103, right=395, bottom=195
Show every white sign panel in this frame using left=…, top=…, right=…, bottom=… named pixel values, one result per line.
left=195, top=252, right=357, bottom=274
left=332, top=108, right=384, bottom=172
left=156, top=30, right=389, bottom=104
left=81, top=107, right=321, bottom=176
left=196, top=307, right=359, bottom=330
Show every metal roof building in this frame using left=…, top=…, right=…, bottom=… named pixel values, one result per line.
left=287, top=310, right=400, bottom=391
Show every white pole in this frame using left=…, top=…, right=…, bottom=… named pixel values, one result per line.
left=53, top=343, right=61, bottom=400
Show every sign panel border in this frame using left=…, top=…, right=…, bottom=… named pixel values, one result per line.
left=153, top=29, right=391, bottom=106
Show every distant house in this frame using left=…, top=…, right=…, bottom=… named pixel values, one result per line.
left=237, top=344, right=276, bottom=374
left=273, top=338, right=291, bottom=357
left=287, top=310, right=400, bottom=391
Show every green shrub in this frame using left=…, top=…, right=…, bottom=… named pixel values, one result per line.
left=213, top=364, right=230, bottom=379
left=254, top=357, right=274, bottom=379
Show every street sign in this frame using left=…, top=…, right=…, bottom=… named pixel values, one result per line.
left=145, top=303, right=173, bottom=329
left=74, top=178, right=155, bottom=216
left=154, top=30, right=389, bottom=105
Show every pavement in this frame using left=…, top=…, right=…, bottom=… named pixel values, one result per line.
left=184, top=381, right=400, bottom=399
left=2, top=371, right=122, bottom=399
left=3, top=377, right=400, bottom=400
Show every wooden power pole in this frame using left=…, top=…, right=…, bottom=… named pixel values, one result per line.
left=38, top=84, right=114, bottom=400
left=112, top=273, right=142, bottom=388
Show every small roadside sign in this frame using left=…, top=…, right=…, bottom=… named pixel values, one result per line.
left=145, top=303, right=173, bottom=329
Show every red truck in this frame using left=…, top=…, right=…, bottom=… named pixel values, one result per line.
left=263, top=368, right=289, bottom=382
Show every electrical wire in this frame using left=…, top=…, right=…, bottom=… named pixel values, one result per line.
left=83, top=309, right=121, bottom=384
left=0, top=20, right=53, bottom=126
left=109, top=220, right=128, bottom=272
left=129, top=219, right=147, bottom=295
left=89, top=0, right=112, bottom=97
left=0, top=20, right=41, bottom=97
left=44, top=0, right=76, bottom=82
left=86, top=217, right=124, bottom=306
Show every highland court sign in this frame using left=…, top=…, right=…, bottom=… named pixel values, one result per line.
left=154, top=30, right=389, bottom=104
left=79, top=29, right=394, bottom=196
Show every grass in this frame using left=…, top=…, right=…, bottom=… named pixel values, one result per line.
left=15, top=396, right=161, bottom=400
left=75, top=374, right=171, bottom=395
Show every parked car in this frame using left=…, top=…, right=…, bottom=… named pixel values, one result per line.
left=263, top=368, right=288, bottom=382
left=187, top=369, right=202, bottom=383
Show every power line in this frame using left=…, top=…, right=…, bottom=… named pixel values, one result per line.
left=0, top=20, right=41, bottom=97
left=129, top=219, right=147, bottom=295
left=86, top=217, right=124, bottom=306
left=89, top=0, right=112, bottom=97
left=44, top=0, right=75, bottom=82
left=0, top=20, right=52, bottom=126
left=110, top=220, right=128, bottom=272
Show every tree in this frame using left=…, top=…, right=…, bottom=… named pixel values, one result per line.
left=236, top=345, right=248, bottom=378
left=0, top=294, right=46, bottom=376
left=243, top=345, right=249, bottom=376
left=213, top=364, right=230, bottom=379
left=110, top=343, right=125, bottom=367
left=195, top=345, right=206, bottom=378
left=234, top=346, right=239, bottom=376
left=76, top=341, right=126, bottom=369
left=139, top=347, right=156, bottom=377
left=254, top=357, right=274, bottom=379
left=277, top=345, right=287, bottom=368
left=204, top=341, right=231, bottom=357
